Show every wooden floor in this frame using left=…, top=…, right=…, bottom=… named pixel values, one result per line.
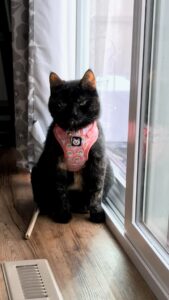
left=0, top=152, right=156, bottom=299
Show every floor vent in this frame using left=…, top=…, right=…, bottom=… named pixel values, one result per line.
left=1, top=259, right=63, bottom=300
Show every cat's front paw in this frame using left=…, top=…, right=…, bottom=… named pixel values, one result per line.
left=90, top=207, right=105, bottom=223
left=52, top=210, right=72, bottom=224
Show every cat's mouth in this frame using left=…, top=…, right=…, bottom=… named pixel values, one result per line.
left=67, top=120, right=80, bottom=131
left=55, top=119, right=79, bottom=131
left=70, top=120, right=76, bottom=128
left=55, top=118, right=95, bottom=132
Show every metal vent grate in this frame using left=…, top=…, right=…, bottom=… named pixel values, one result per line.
left=16, top=264, right=48, bottom=299
left=1, top=259, right=63, bottom=300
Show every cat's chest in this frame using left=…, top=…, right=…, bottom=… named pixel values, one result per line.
left=68, top=171, right=83, bottom=191
left=57, top=158, right=83, bottom=191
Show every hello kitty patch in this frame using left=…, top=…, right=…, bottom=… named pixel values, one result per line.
left=53, top=121, right=99, bottom=172
left=71, top=136, right=82, bottom=147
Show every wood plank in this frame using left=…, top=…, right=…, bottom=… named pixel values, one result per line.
left=0, top=170, right=156, bottom=300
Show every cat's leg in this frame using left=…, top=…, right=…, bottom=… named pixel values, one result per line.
left=102, top=159, right=114, bottom=202
left=52, top=169, right=72, bottom=223
left=85, top=158, right=106, bottom=223
left=31, top=165, right=71, bottom=223
left=89, top=183, right=106, bottom=223
left=31, top=165, right=51, bottom=214
left=89, top=160, right=114, bottom=222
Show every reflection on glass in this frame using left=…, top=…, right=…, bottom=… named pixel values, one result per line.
left=89, top=0, right=134, bottom=219
left=141, top=1, right=169, bottom=253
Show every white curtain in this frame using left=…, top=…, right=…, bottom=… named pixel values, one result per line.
left=29, top=0, right=76, bottom=163
left=89, top=0, right=134, bottom=143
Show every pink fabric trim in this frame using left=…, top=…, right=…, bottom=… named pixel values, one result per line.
left=53, top=121, right=99, bottom=172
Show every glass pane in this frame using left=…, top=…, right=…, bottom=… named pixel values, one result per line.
left=140, top=1, right=169, bottom=253
left=89, top=0, right=134, bottom=220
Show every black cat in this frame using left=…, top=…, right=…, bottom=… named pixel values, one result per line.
left=31, top=69, right=113, bottom=223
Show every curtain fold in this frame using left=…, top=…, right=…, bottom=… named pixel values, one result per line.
left=11, top=0, right=29, bottom=167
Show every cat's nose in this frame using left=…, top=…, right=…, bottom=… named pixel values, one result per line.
left=73, top=109, right=78, bottom=117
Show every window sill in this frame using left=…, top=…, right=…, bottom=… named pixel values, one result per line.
left=103, top=203, right=169, bottom=300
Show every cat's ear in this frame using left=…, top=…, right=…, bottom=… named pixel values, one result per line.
left=49, top=72, right=63, bottom=87
left=81, top=69, right=96, bottom=89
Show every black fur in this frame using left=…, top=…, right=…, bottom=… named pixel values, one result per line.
left=31, top=70, right=113, bottom=223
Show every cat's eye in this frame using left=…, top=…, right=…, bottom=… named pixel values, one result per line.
left=56, top=102, right=65, bottom=109
left=79, top=100, right=87, bottom=106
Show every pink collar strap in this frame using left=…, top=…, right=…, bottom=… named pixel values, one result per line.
left=53, top=121, right=99, bottom=172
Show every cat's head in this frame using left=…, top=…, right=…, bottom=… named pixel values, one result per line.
left=48, top=69, right=100, bottom=131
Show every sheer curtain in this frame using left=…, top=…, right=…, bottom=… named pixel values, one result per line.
left=28, top=0, right=76, bottom=165
left=89, top=0, right=133, bottom=143
left=88, top=0, right=134, bottom=215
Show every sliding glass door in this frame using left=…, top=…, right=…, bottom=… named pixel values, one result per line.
left=125, top=0, right=169, bottom=298
left=138, top=0, right=169, bottom=255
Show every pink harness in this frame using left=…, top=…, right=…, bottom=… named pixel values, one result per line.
left=53, top=121, right=99, bottom=172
